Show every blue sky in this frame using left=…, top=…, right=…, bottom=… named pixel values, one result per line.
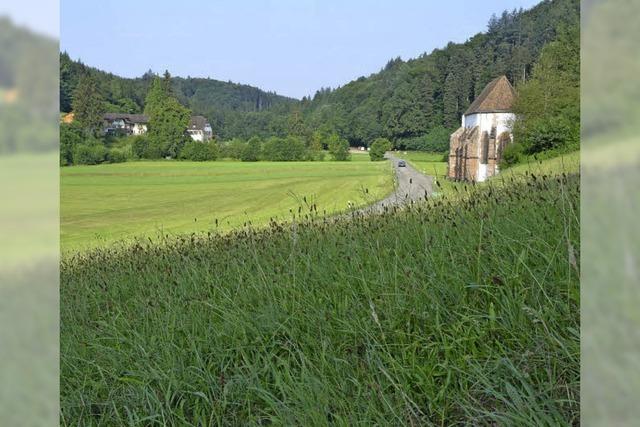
left=61, top=0, right=540, bottom=99
left=1, top=0, right=59, bottom=37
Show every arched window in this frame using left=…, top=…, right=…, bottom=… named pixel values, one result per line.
left=496, top=132, right=511, bottom=163
left=480, top=133, right=489, bottom=164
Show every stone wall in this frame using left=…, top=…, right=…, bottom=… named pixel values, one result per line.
left=448, top=126, right=510, bottom=182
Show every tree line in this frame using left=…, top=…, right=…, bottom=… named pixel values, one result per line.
left=62, top=70, right=191, bottom=165
left=297, top=0, right=579, bottom=151
left=60, top=52, right=296, bottom=129
left=61, top=0, right=580, bottom=165
left=507, top=24, right=579, bottom=165
left=61, top=70, right=355, bottom=165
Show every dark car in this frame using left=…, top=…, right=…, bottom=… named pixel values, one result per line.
left=398, top=160, right=406, bottom=167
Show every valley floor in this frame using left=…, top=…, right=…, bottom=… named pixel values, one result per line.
left=61, top=158, right=393, bottom=251
left=61, top=151, right=580, bottom=252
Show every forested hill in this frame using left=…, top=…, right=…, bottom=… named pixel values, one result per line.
left=298, top=0, right=579, bottom=147
left=59, top=52, right=297, bottom=116
left=60, top=0, right=578, bottom=143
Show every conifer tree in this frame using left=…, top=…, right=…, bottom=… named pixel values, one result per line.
left=144, top=76, right=191, bottom=158
left=443, top=73, right=459, bottom=129
left=72, top=73, right=105, bottom=136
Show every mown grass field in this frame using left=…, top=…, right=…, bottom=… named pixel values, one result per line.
left=61, top=164, right=580, bottom=425
left=396, top=151, right=448, bottom=177
left=61, top=158, right=393, bottom=251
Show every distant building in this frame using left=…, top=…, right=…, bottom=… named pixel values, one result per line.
left=448, top=76, right=516, bottom=182
left=103, top=113, right=149, bottom=136
left=101, top=113, right=212, bottom=141
left=187, top=115, right=213, bottom=142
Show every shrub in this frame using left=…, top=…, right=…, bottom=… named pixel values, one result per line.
left=369, top=137, right=392, bottom=161
left=60, top=123, right=84, bottom=166
left=106, top=150, right=127, bottom=164
left=241, top=137, right=261, bottom=161
left=73, top=143, right=107, bottom=165
left=144, top=142, right=164, bottom=159
left=327, top=133, right=350, bottom=161
left=206, top=142, right=219, bottom=161
left=500, top=143, right=524, bottom=168
left=310, top=130, right=325, bottom=151
left=131, top=135, right=163, bottom=159
left=283, top=135, right=307, bottom=161
left=522, top=116, right=579, bottom=155
left=308, top=150, right=326, bottom=161
left=108, top=134, right=135, bottom=150
left=180, top=141, right=218, bottom=161
left=131, top=136, right=149, bottom=159
left=222, top=138, right=248, bottom=160
left=260, top=137, right=280, bottom=161
left=262, top=136, right=307, bottom=161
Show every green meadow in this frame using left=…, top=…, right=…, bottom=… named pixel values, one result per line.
left=397, top=151, right=448, bottom=177
left=61, top=169, right=580, bottom=425
left=60, top=151, right=580, bottom=424
left=498, top=151, right=580, bottom=179
left=61, top=157, right=393, bottom=250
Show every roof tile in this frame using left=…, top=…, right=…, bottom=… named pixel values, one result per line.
left=464, top=75, right=516, bottom=115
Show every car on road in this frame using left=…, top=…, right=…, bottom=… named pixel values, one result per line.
left=397, top=160, right=406, bottom=167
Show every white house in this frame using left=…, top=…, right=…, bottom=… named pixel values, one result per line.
left=448, top=76, right=516, bottom=182
left=103, top=113, right=213, bottom=141
left=103, top=113, right=149, bottom=136
left=187, top=115, right=213, bottom=142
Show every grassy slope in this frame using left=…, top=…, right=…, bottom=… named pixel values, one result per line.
left=401, top=150, right=580, bottom=196
left=401, top=150, right=581, bottom=182
left=61, top=158, right=393, bottom=251
left=61, top=170, right=580, bottom=425
left=499, top=151, right=580, bottom=179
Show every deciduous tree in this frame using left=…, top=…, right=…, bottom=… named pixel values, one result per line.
left=327, top=133, right=350, bottom=161
left=369, top=138, right=392, bottom=161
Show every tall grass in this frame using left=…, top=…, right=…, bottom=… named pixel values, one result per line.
left=61, top=173, right=579, bottom=425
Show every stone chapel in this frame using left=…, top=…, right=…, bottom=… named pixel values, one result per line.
left=448, top=75, right=516, bottom=182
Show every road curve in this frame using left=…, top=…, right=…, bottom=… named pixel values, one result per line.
left=356, top=153, right=434, bottom=214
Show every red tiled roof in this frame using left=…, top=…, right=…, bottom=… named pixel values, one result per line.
left=464, top=75, right=516, bottom=115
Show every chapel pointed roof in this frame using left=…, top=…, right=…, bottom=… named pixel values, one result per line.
left=464, top=75, right=516, bottom=115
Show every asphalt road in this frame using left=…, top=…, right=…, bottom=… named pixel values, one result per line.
left=357, top=153, right=434, bottom=214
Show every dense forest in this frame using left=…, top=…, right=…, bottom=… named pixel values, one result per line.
left=61, top=0, right=579, bottom=150
left=60, top=52, right=297, bottom=137
left=298, top=0, right=579, bottom=148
